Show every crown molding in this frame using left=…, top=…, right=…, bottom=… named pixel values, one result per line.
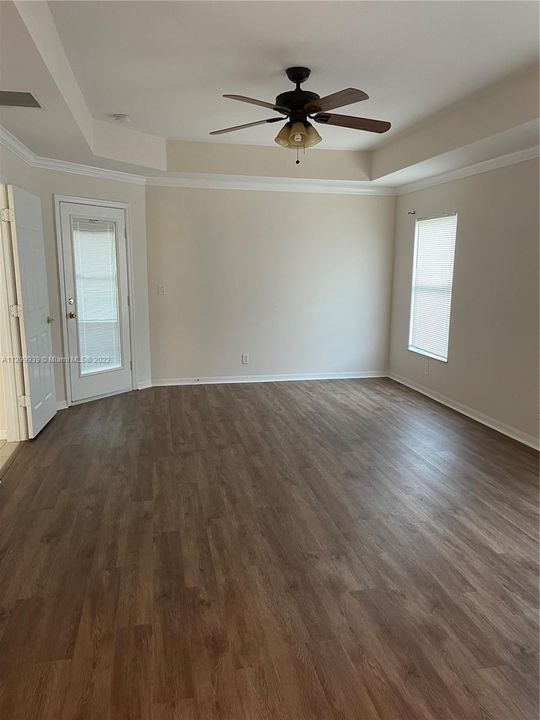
left=0, top=125, right=35, bottom=164
left=2, top=125, right=538, bottom=196
left=32, top=155, right=147, bottom=185
left=0, top=126, right=393, bottom=194
left=397, top=145, right=540, bottom=195
left=0, top=126, right=146, bottom=185
left=146, top=172, right=396, bottom=195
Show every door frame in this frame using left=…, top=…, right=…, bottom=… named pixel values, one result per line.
left=0, top=184, right=28, bottom=441
left=54, top=195, right=137, bottom=407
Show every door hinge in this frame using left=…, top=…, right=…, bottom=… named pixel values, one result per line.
left=1, top=208, right=14, bottom=222
left=130, top=360, right=133, bottom=370
left=126, top=294, right=130, bottom=307
left=17, top=395, right=30, bottom=408
left=9, top=304, right=22, bottom=318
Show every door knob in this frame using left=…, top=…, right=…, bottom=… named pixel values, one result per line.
left=46, top=315, right=55, bottom=324
left=68, top=311, right=77, bottom=319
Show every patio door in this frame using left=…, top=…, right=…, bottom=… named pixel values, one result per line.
left=58, top=200, right=132, bottom=403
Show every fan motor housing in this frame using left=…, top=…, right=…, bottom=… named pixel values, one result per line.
left=275, top=90, right=320, bottom=121
left=277, top=66, right=320, bottom=121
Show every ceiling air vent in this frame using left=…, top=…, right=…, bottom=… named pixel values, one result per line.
left=0, top=91, right=41, bottom=108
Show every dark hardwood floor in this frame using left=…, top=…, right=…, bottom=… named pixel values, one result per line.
left=0, top=378, right=537, bottom=720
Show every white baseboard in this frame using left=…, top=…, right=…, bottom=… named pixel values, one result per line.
left=151, top=371, right=386, bottom=387
left=389, top=372, right=539, bottom=450
left=137, top=380, right=152, bottom=390
left=56, top=400, right=68, bottom=411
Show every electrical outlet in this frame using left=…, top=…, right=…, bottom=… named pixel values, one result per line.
left=157, top=285, right=165, bottom=295
left=241, top=353, right=249, bottom=365
left=424, top=363, right=430, bottom=375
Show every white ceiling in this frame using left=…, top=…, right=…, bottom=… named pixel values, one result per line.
left=0, top=1, right=168, bottom=175
left=47, top=0, right=540, bottom=151
left=0, top=1, right=89, bottom=162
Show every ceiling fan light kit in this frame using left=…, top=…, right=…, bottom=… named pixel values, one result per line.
left=288, top=121, right=308, bottom=146
left=272, top=120, right=322, bottom=163
left=210, top=66, right=391, bottom=164
left=274, top=123, right=292, bottom=148
left=306, top=124, right=322, bottom=147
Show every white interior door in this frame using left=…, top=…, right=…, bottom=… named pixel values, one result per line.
left=8, top=185, right=56, bottom=438
left=58, top=201, right=132, bottom=403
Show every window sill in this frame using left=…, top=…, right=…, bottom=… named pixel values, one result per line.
left=408, top=346, right=448, bottom=363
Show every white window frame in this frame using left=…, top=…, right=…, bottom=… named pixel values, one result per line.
left=408, top=213, right=458, bottom=363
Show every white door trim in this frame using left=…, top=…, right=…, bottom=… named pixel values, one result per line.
left=54, top=195, right=137, bottom=407
left=0, top=185, right=27, bottom=440
left=9, top=186, right=57, bottom=437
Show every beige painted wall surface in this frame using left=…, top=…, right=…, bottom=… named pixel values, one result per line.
left=166, top=140, right=371, bottom=181
left=0, top=146, right=151, bottom=404
left=389, top=158, right=539, bottom=441
left=147, top=186, right=395, bottom=380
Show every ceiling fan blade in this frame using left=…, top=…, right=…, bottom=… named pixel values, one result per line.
left=314, top=113, right=391, bottom=133
left=210, top=117, right=283, bottom=135
left=305, top=88, right=369, bottom=113
left=223, top=94, right=289, bottom=114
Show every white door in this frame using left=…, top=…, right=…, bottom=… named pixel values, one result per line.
left=58, top=201, right=132, bottom=403
left=8, top=185, right=56, bottom=438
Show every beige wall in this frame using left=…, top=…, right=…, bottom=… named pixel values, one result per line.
left=146, top=186, right=395, bottom=381
left=0, top=146, right=151, bottom=404
left=167, top=140, right=371, bottom=181
left=389, top=158, right=539, bottom=443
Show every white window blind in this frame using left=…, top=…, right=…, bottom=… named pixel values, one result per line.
left=72, top=217, right=122, bottom=375
left=408, top=214, right=458, bottom=362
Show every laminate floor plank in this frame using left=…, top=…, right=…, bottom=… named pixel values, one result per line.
left=0, top=378, right=537, bottom=719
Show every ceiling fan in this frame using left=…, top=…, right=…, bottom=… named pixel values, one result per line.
left=210, top=67, right=391, bottom=163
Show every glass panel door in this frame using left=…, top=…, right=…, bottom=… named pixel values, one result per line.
left=71, top=216, right=122, bottom=375
left=60, top=201, right=132, bottom=403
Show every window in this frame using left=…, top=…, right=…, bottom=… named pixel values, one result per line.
left=408, top=214, right=458, bottom=362
left=72, top=217, right=122, bottom=374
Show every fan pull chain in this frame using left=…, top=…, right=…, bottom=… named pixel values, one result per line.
left=296, top=146, right=300, bottom=165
